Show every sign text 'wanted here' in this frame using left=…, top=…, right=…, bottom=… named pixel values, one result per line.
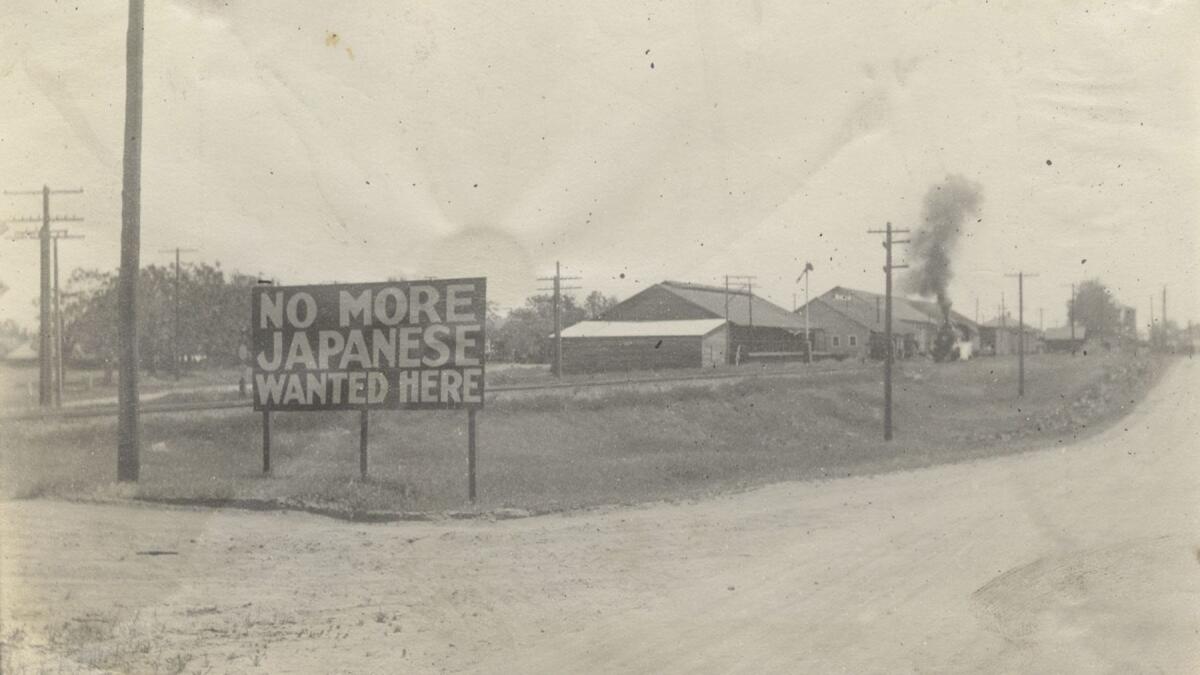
left=251, top=279, right=486, bottom=411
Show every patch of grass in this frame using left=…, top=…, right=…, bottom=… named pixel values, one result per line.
left=0, top=352, right=1170, bottom=516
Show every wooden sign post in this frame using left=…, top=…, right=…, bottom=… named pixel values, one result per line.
left=467, top=409, right=477, bottom=503
left=249, top=278, right=487, bottom=482
left=359, top=409, right=369, bottom=479
left=262, top=410, right=271, bottom=474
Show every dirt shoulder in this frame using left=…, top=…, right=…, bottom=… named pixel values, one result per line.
left=2, top=360, right=1196, bottom=673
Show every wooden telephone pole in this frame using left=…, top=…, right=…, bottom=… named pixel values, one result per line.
left=1005, top=271, right=1038, bottom=397
left=538, top=262, right=580, bottom=377
left=118, top=0, right=146, bottom=482
left=868, top=222, right=909, bottom=441
left=10, top=228, right=86, bottom=407
left=4, top=187, right=83, bottom=407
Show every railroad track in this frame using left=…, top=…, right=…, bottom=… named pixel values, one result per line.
left=1, top=364, right=875, bottom=422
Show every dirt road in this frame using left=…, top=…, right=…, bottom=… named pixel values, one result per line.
left=3, top=361, right=1197, bottom=673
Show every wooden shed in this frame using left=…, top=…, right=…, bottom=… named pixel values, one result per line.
left=559, top=319, right=728, bottom=374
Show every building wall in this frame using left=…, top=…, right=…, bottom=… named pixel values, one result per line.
left=700, top=327, right=728, bottom=368
left=562, top=335, right=704, bottom=374
left=603, top=287, right=718, bottom=322
left=799, top=301, right=871, bottom=358
left=729, top=324, right=808, bottom=358
left=984, top=327, right=1041, bottom=355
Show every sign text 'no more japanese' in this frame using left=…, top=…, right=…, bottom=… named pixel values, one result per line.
left=251, top=278, right=486, bottom=411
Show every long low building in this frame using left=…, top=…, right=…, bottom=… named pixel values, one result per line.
left=601, top=280, right=811, bottom=363
left=795, top=286, right=979, bottom=360
left=559, top=319, right=728, bottom=374
left=979, top=315, right=1042, bottom=355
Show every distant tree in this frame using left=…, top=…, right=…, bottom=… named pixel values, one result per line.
left=491, top=293, right=587, bottom=362
left=1068, top=279, right=1121, bottom=338
left=584, top=290, right=620, bottom=319
left=61, top=268, right=120, bottom=373
left=61, top=261, right=258, bottom=375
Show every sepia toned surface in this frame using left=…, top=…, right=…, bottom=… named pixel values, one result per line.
left=2, top=1, right=1198, bottom=673
left=2, top=361, right=1196, bottom=672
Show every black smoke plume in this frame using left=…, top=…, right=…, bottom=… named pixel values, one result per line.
left=904, top=174, right=983, bottom=320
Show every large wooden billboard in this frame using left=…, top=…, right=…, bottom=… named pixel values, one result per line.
left=251, top=278, right=486, bottom=411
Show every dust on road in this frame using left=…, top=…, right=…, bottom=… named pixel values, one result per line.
left=3, top=362, right=1198, bottom=673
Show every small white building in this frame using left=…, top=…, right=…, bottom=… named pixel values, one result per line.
left=559, top=319, right=729, bottom=374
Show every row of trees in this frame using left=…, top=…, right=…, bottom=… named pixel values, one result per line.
left=61, top=262, right=256, bottom=374
left=50, top=261, right=618, bottom=371
left=489, top=290, right=619, bottom=363
left=25, top=268, right=1173, bottom=370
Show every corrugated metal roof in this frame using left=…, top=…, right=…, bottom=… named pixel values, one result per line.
left=560, top=319, right=727, bottom=338
left=801, top=286, right=979, bottom=334
left=801, top=287, right=918, bottom=334
left=658, top=281, right=806, bottom=330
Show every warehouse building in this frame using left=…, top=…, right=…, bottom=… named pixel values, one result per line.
left=979, top=314, right=1042, bottom=355
left=795, top=286, right=978, bottom=359
left=1042, top=325, right=1086, bottom=353
left=559, top=319, right=728, bottom=374
left=601, top=281, right=811, bottom=363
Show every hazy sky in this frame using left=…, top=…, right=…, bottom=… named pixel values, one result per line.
left=2, top=0, right=1197, bottom=332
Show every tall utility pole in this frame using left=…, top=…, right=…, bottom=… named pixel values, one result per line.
left=537, top=261, right=580, bottom=377
left=724, top=277, right=730, bottom=320
left=160, top=247, right=198, bottom=379
left=868, top=222, right=909, bottom=441
left=747, top=279, right=754, bottom=327
left=3, top=187, right=83, bottom=406
left=118, top=0, right=146, bottom=482
left=1005, top=272, right=1038, bottom=397
left=1162, top=285, right=1167, bottom=346
left=723, top=275, right=755, bottom=358
left=1149, top=294, right=1155, bottom=343
left=723, top=275, right=755, bottom=319
left=53, top=231, right=85, bottom=406
left=1068, top=283, right=1076, bottom=342
left=10, top=228, right=85, bottom=407
left=1039, top=307, right=1044, bottom=332
left=796, top=262, right=814, bottom=364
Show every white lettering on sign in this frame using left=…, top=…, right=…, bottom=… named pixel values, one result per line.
left=251, top=279, right=486, bottom=411
left=286, top=292, right=317, bottom=328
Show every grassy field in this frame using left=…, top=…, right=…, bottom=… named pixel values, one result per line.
left=0, top=352, right=1169, bottom=516
left=0, top=364, right=243, bottom=409
left=0, top=359, right=869, bottom=411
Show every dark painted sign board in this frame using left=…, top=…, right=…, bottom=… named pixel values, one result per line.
left=250, top=278, right=486, bottom=411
